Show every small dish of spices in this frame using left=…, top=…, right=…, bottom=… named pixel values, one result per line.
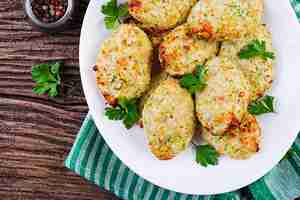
left=24, top=0, right=77, bottom=32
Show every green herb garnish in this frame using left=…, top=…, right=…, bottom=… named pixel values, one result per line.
left=238, top=39, right=275, bottom=60
left=248, top=95, right=275, bottom=115
left=180, top=65, right=208, bottom=94
left=101, top=0, right=129, bottom=29
left=105, top=98, right=140, bottom=129
left=195, top=144, right=219, bottom=167
left=31, top=62, right=62, bottom=97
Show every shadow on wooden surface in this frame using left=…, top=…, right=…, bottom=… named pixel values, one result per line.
left=0, top=0, right=120, bottom=199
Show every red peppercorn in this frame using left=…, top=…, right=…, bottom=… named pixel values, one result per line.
left=31, top=0, right=67, bottom=23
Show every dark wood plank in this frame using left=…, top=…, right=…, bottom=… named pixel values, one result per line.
left=0, top=0, right=119, bottom=199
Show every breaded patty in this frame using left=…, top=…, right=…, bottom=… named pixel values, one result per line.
left=139, top=70, right=169, bottom=115
left=143, top=78, right=195, bottom=160
left=128, top=0, right=197, bottom=32
left=196, top=57, right=251, bottom=135
left=219, top=25, right=274, bottom=100
left=202, top=113, right=261, bottom=159
left=95, top=24, right=152, bottom=105
left=125, top=17, right=170, bottom=48
left=159, top=24, right=218, bottom=76
left=187, top=0, right=263, bottom=40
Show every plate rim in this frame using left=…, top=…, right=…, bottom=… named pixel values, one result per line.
left=79, top=0, right=300, bottom=195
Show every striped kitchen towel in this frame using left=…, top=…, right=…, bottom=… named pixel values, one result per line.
left=65, top=114, right=300, bottom=200
left=65, top=1, right=300, bottom=199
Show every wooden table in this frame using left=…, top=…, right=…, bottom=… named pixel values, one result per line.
left=0, top=0, right=119, bottom=199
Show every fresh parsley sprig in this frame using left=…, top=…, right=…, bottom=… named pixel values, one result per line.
left=180, top=65, right=208, bottom=94
left=105, top=98, right=140, bottom=129
left=31, top=62, right=62, bottom=97
left=238, top=39, right=275, bottom=60
left=195, top=144, right=220, bottom=167
left=101, top=0, right=129, bottom=29
left=248, top=95, right=275, bottom=115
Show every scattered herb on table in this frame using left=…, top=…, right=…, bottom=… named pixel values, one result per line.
left=238, top=39, right=275, bottom=60
left=31, top=62, right=62, bottom=97
left=248, top=95, right=275, bottom=115
left=101, top=0, right=129, bottom=29
left=195, top=144, right=219, bottom=167
left=180, top=65, right=208, bottom=94
left=105, top=98, right=140, bottom=129
left=31, top=0, right=68, bottom=23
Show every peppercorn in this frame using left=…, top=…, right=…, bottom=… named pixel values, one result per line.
left=31, top=0, right=68, bottom=23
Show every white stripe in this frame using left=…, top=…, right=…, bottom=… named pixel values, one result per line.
left=191, top=195, right=199, bottom=200
left=113, top=164, right=127, bottom=196
left=179, top=194, right=188, bottom=200
left=143, top=183, right=154, bottom=200
left=84, top=135, right=101, bottom=179
left=103, top=155, right=118, bottom=190
left=74, top=125, right=96, bottom=173
left=154, top=189, right=164, bottom=200
left=94, top=145, right=109, bottom=185
left=202, top=196, right=209, bottom=200
left=133, top=178, right=145, bottom=200
left=168, top=191, right=177, bottom=200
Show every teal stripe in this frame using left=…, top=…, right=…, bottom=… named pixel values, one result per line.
left=94, top=145, right=110, bottom=185
left=75, top=125, right=97, bottom=175
left=160, top=190, right=170, bottom=200
left=179, top=194, right=188, bottom=200
left=122, top=171, right=135, bottom=198
left=98, top=149, right=114, bottom=186
left=127, top=174, right=139, bottom=200
left=264, top=160, right=300, bottom=200
left=118, top=167, right=130, bottom=197
left=68, top=118, right=93, bottom=169
left=148, top=185, right=159, bottom=200
left=79, top=127, right=98, bottom=176
left=133, top=178, right=146, bottom=200
left=250, top=179, right=276, bottom=200
left=103, top=155, right=118, bottom=189
left=174, top=192, right=182, bottom=200
left=114, top=164, right=127, bottom=197
left=64, top=115, right=91, bottom=166
left=143, top=183, right=155, bottom=200
left=137, top=179, right=151, bottom=199
left=288, top=156, right=300, bottom=177
left=84, top=135, right=101, bottom=179
left=154, top=189, right=164, bottom=200
left=108, top=159, right=122, bottom=192
left=215, top=191, right=241, bottom=200
left=90, top=138, right=105, bottom=182
left=185, top=194, right=193, bottom=200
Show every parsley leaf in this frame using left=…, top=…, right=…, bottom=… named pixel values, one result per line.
left=248, top=95, right=275, bottom=115
left=105, top=106, right=126, bottom=120
left=238, top=39, right=275, bottom=60
left=196, top=144, right=219, bottom=167
left=105, top=98, right=140, bottom=129
left=31, top=62, right=62, bottom=97
left=101, top=0, right=129, bottom=29
left=180, top=65, right=208, bottom=94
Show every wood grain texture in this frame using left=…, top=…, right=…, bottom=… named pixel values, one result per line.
left=0, top=0, right=120, bottom=199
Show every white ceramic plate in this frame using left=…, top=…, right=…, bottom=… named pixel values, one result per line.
left=80, top=0, right=300, bottom=195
